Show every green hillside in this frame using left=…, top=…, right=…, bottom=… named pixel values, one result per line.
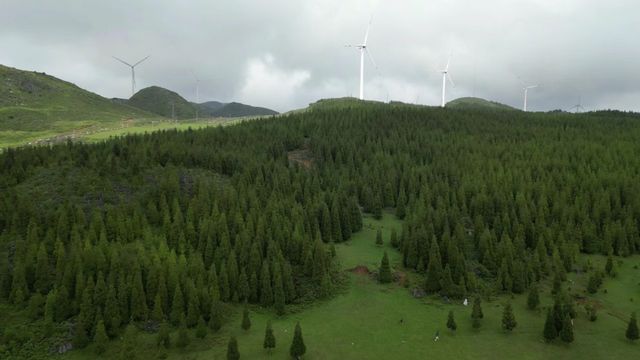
left=207, top=101, right=278, bottom=117
left=128, top=86, right=197, bottom=119
left=446, top=97, right=517, bottom=111
left=0, top=64, right=154, bottom=146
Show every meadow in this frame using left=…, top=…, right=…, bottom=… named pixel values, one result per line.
left=57, top=212, right=639, bottom=360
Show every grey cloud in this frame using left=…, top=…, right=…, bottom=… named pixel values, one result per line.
left=1, top=0, right=638, bottom=112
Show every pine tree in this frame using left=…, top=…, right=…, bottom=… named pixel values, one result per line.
left=227, top=336, right=240, bottom=360
left=289, top=322, right=306, bottom=359
left=425, top=240, right=443, bottom=293
left=527, top=285, right=540, bottom=310
left=157, top=322, right=171, bottom=348
left=543, top=309, right=558, bottom=342
left=94, top=320, right=108, bottom=355
left=447, top=310, right=457, bottom=332
left=626, top=312, right=639, bottom=341
left=209, top=300, right=223, bottom=332
left=130, top=268, right=148, bottom=321
left=375, top=229, right=383, bottom=246
left=73, top=318, right=89, bottom=349
left=264, top=320, right=276, bottom=353
left=502, top=302, right=517, bottom=332
left=379, top=251, right=392, bottom=284
left=241, top=306, right=251, bottom=330
left=170, top=283, right=184, bottom=325
left=471, top=297, right=483, bottom=329
left=605, top=252, right=614, bottom=275
left=104, top=283, right=120, bottom=337
left=390, top=228, right=399, bottom=248
left=176, top=316, right=190, bottom=348
left=196, top=316, right=207, bottom=339
left=260, top=262, right=273, bottom=306
left=559, top=313, right=574, bottom=343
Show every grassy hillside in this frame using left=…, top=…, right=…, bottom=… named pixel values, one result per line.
left=446, top=97, right=517, bottom=111
left=207, top=101, right=278, bottom=117
left=0, top=64, right=154, bottom=145
left=128, top=86, right=197, bottom=119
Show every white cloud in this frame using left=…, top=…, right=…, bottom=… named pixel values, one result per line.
left=237, top=55, right=310, bottom=112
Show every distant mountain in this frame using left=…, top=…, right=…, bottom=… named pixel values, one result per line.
left=125, top=86, right=278, bottom=119
left=197, top=101, right=225, bottom=113
left=128, top=86, right=197, bottom=119
left=446, top=97, right=517, bottom=111
left=207, top=102, right=278, bottom=118
left=0, top=64, right=151, bottom=134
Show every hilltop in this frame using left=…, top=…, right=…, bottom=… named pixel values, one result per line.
left=128, top=86, right=196, bottom=119
left=124, top=86, right=278, bottom=119
left=0, top=64, right=153, bottom=144
left=446, top=97, right=517, bottom=111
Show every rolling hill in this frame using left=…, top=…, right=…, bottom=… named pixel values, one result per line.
left=446, top=97, right=517, bottom=111
left=125, top=86, right=278, bottom=119
left=127, top=86, right=196, bottom=119
left=0, top=64, right=152, bottom=135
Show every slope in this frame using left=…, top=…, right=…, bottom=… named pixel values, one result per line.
left=0, top=64, right=154, bottom=144
left=446, top=97, right=517, bottom=111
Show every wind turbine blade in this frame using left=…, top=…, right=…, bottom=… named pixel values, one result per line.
left=447, top=73, right=456, bottom=88
left=365, top=49, right=378, bottom=70
left=133, top=55, right=150, bottom=67
left=112, top=56, right=132, bottom=67
left=363, top=18, right=372, bottom=46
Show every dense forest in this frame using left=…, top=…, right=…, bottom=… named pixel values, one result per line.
left=1, top=102, right=640, bottom=352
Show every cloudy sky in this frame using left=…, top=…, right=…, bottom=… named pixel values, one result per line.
left=1, top=0, right=638, bottom=112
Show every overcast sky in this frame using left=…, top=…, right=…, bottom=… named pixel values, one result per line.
left=1, top=0, right=638, bottom=112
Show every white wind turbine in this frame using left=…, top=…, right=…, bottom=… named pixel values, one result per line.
left=569, top=96, right=584, bottom=113
left=191, top=70, right=200, bottom=121
left=522, top=84, right=538, bottom=112
left=440, top=55, right=455, bottom=107
left=112, top=55, right=150, bottom=97
left=346, top=18, right=377, bottom=100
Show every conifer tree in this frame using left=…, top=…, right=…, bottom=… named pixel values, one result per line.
left=196, top=316, right=207, bottom=339
left=227, top=336, right=240, bottom=360
left=241, top=306, right=251, bottom=330
left=379, top=251, right=392, bottom=284
left=260, top=262, right=273, bottom=306
left=471, top=297, right=483, bottom=329
left=104, top=283, right=120, bottom=336
left=559, top=314, right=574, bottom=343
left=94, top=320, right=108, bottom=355
left=527, top=285, right=540, bottom=310
left=425, top=240, right=443, bottom=293
left=209, top=300, right=223, bottom=332
left=502, top=302, right=517, bottom=332
left=130, top=268, right=148, bottom=321
left=157, top=322, right=171, bottom=348
left=170, top=283, right=184, bottom=325
left=289, top=322, right=306, bottom=359
left=264, top=320, right=276, bottom=353
left=626, top=312, right=639, bottom=341
left=543, top=309, right=558, bottom=342
left=375, top=229, right=383, bottom=246
left=176, top=316, right=190, bottom=348
left=447, top=310, right=457, bottom=332
left=73, top=318, right=89, bottom=349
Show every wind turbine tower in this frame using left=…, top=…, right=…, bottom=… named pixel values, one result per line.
left=440, top=56, right=455, bottom=108
left=522, top=84, right=538, bottom=112
left=346, top=18, right=377, bottom=100
left=113, top=56, right=150, bottom=97
left=192, top=71, right=200, bottom=121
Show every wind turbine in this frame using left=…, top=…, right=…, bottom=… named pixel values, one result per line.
left=522, top=84, right=538, bottom=112
left=440, top=56, right=455, bottom=107
left=569, top=96, right=584, bottom=113
left=112, top=55, right=150, bottom=97
left=346, top=18, right=377, bottom=100
left=191, top=70, right=200, bottom=121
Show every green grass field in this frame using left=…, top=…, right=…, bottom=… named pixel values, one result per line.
left=55, top=212, right=639, bottom=360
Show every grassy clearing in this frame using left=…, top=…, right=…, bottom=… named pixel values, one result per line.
left=59, top=212, right=640, bottom=359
